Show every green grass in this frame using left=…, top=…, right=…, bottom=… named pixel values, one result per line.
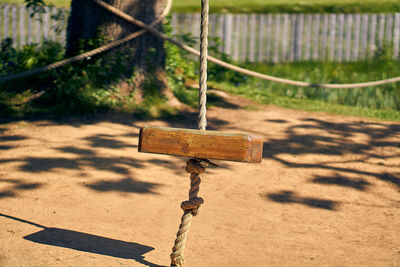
left=3, top=0, right=400, bottom=13
left=202, top=58, right=400, bottom=121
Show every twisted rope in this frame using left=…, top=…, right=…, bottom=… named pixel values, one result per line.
left=2, top=0, right=400, bottom=88
left=198, top=0, right=209, bottom=131
left=91, top=0, right=400, bottom=89
left=170, top=159, right=206, bottom=267
left=0, top=0, right=172, bottom=83
left=170, top=2, right=210, bottom=265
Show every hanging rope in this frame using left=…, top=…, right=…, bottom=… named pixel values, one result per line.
left=198, top=0, right=209, bottom=131
left=170, top=1, right=210, bottom=266
left=170, top=159, right=207, bottom=267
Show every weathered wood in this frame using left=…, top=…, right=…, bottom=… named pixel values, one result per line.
left=138, top=126, right=263, bottom=163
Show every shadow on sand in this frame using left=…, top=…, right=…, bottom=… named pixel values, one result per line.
left=0, top=213, right=165, bottom=267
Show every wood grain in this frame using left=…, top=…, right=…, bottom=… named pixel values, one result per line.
left=138, top=126, right=263, bottom=163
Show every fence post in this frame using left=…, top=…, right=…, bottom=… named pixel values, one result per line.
left=257, top=14, right=265, bottom=62
left=224, top=13, right=232, bottom=56
left=313, top=14, right=320, bottom=61
left=377, top=13, right=385, bottom=50
left=345, top=14, right=353, bottom=61
left=3, top=4, right=9, bottom=39
left=249, top=14, right=256, bottom=62
left=321, top=14, right=328, bottom=60
left=361, top=14, right=369, bottom=60
left=233, top=14, right=240, bottom=61
left=393, top=13, right=400, bottom=59
left=265, top=14, right=272, bottom=62
left=353, top=14, right=361, bottom=60
left=304, top=14, right=312, bottom=61
left=273, top=14, right=281, bottom=63
left=369, top=14, right=377, bottom=58
left=337, top=14, right=344, bottom=62
left=329, top=14, right=336, bottom=61
left=19, top=5, right=25, bottom=47
left=282, top=13, right=289, bottom=62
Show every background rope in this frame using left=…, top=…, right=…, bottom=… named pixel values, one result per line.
left=2, top=0, right=400, bottom=88
left=170, top=159, right=206, bottom=267
left=0, top=0, right=172, bottom=83
left=91, top=0, right=400, bottom=89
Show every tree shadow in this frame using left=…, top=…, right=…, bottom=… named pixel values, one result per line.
left=86, top=178, right=160, bottom=194
left=0, top=213, right=165, bottom=267
left=0, top=178, right=43, bottom=198
left=311, top=175, right=371, bottom=191
left=0, top=134, right=27, bottom=150
left=247, top=118, right=400, bottom=210
left=265, top=190, right=339, bottom=210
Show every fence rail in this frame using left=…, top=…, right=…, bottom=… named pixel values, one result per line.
left=1, top=4, right=400, bottom=63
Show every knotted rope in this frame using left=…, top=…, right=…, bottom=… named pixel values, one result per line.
left=170, top=1, right=210, bottom=266
left=170, top=159, right=207, bottom=267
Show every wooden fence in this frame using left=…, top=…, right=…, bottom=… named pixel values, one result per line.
left=0, top=4, right=67, bottom=47
left=1, top=4, right=400, bottom=63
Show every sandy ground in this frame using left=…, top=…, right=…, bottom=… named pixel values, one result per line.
left=0, top=95, right=399, bottom=267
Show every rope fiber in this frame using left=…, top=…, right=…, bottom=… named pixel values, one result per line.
left=1, top=0, right=400, bottom=89
left=170, top=1, right=210, bottom=265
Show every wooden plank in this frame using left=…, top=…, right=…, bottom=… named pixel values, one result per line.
left=224, top=14, right=233, bottom=56
left=394, top=13, right=400, bottom=59
left=50, top=6, right=57, bottom=41
left=345, top=14, right=353, bottom=61
left=28, top=7, right=32, bottom=44
left=138, top=126, right=263, bottom=163
left=304, top=14, right=312, bottom=61
left=321, top=14, right=328, bottom=60
left=35, top=12, right=41, bottom=43
left=361, top=14, right=369, bottom=60
left=353, top=14, right=361, bottom=60
left=43, top=6, right=49, bottom=40
left=257, top=14, right=265, bottom=62
left=233, top=15, right=240, bottom=61
left=328, top=14, right=336, bottom=61
left=369, top=14, right=377, bottom=58
left=171, top=13, right=177, bottom=35
left=241, top=15, right=248, bottom=61
left=19, top=5, right=25, bottom=47
left=11, top=5, right=17, bottom=46
left=282, top=13, right=289, bottom=61
left=273, top=14, right=281, bottom=63
left=312, top=14, right=320, bottom=61
left=386, top=14, right=393, bottom=44
left=289, top=14, right=296, bottom=62
left=249, top=14, right=256, bottom=62
left=378, top=14, right=385, bottom=49
left=4, top=4, right=9, bottom=39
left=265, top=14, right=272, bottom=62
left=337, top=14, right=344, bottom=62
left=218, top=14, right=224, bottom=52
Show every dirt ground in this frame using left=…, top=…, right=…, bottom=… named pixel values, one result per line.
left=0, top=95, right=399, bottom=267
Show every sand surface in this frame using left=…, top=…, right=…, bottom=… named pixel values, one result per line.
left=1, top=97, right=399, bottom=266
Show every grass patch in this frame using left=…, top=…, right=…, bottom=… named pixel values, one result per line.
left=204, top=57, right=400, bottom=121
left=3, top=0, right=400, bottom=13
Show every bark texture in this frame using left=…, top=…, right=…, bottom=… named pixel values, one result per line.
left=66, top=0, right=175, bottom=103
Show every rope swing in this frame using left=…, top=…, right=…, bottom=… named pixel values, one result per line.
left=170, top=1, right=210, bottom=266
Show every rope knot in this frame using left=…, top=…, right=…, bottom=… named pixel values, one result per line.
left=185, top=159, right=207, bottom=174
left=181, top=197, right=204, bottom=216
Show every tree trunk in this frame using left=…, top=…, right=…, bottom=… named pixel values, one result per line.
left=66, top=0, right=178, bottom=105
